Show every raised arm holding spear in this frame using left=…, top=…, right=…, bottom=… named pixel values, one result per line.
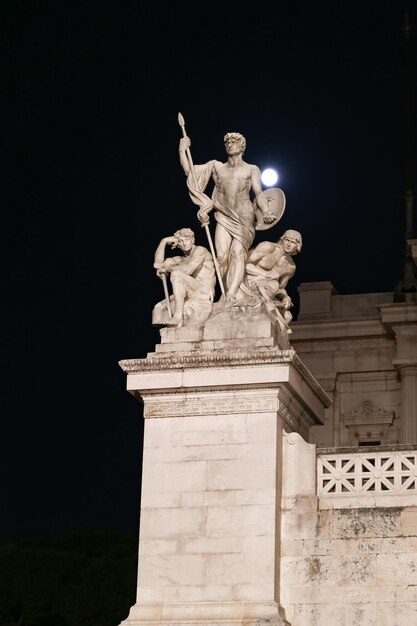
left=178, top=113, right=225, bottom=298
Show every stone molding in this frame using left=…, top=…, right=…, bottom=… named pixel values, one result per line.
left=278, top=385, right=318, bottom=439
left=342, top=400, right=395, bottom=441
left=380, top=302, right=417, bottom=324
left=143, top=389, right=279, bottom=418
left=119, top=348, right=295, bottom=372
left=121, top=600, right=290, bottom=626
left=119, top=348, right=330, bottom=410
left=291, top=319, right=387, bottom=341
left=291, top=335, right=392, bottom=351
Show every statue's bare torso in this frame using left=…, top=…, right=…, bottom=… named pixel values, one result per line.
left=212, top=160, right=259, bottom=222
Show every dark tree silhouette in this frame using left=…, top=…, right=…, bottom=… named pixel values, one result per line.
left=0, top=530, right=137, bottom=626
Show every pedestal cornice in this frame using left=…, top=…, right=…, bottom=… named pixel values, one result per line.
left=119, top=348, right=331, bottom=411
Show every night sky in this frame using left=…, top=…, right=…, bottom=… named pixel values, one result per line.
left=4, top=0, right=416, bottom=540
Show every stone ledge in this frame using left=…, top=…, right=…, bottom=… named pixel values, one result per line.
left=318, top=444, right=417, bottom=454
left=120, top=601, right=290, bottom=626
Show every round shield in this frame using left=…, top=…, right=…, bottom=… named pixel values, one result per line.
left=254, top=187, right=286, bottom=231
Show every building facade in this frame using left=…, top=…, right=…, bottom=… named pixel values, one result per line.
left=291, top=281, right=417, bottom=448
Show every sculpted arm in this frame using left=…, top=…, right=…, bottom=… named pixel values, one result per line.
left=250, top=165, right=264, bottom=198
left=154, top=236, right=181, bottom=275
left=251, top=165, right=275, bottom=224
left=246, top=262, right=279, bottom=280
left=275, top=268, right=296, bottom=308
left=179, top=136, right=191, bottom=175
left=246, top=243, right=279, bottom=279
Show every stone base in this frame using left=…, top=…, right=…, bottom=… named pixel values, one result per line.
left=120, top=601, right=290, bottom=625
left=153, top=309, right=291, bottom=354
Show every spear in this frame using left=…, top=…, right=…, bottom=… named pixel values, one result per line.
left=161, top=273, right=173, bottom=318
left=178, top=112, right=225, bottom=298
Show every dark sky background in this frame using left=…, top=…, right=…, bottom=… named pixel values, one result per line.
left=3, top=0, right=416, bottom=540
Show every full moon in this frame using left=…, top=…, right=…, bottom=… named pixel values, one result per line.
left=261, top=168, right=278, bottom=187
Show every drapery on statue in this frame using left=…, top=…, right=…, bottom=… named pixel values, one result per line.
left=178, top=115, right=284, bottom=303
left=239, top=229, right=302, bottom=332
left=152, top=228, right=216, bottom=328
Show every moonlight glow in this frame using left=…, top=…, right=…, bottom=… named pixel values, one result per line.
left=261, top=168, right=278, bottom=186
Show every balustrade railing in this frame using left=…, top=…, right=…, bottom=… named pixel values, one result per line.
left=317, top=449, right=417, bottom=496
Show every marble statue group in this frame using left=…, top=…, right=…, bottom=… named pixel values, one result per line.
left=152, top=114, right=302, bottom=336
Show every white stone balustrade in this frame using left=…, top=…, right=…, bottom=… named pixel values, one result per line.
left=317, top=446, right=417, bottom=509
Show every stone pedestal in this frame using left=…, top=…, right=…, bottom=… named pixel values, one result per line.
left=118, top=311, right=331, bottom=626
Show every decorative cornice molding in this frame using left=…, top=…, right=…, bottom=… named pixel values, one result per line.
left=119, top=348, right=296, bottom=372
left=120, top=347, right=331, bottom=409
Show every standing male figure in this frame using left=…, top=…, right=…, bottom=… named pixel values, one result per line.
left=179, top=132, right=276, bottom=301
left=152, top=228, right=216, bottom=327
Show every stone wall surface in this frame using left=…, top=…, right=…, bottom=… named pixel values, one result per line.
left=137, top=408, right=280, bottom=605
left=281, top=433, right=417, bottom=626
